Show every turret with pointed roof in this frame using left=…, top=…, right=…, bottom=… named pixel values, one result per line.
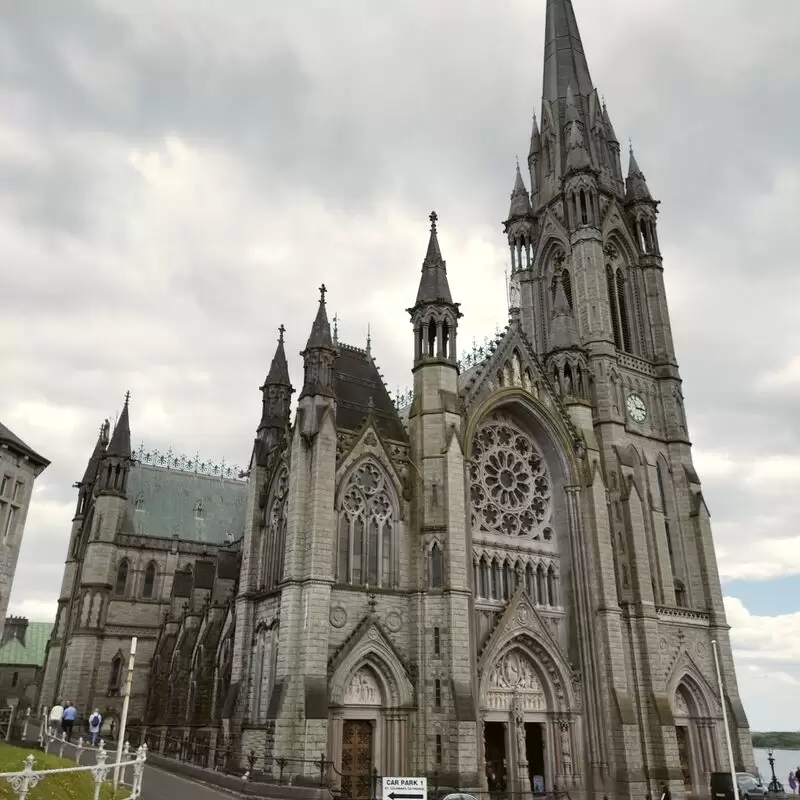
left=299, top=286, right=337, bottom=400
left=408, top=212, right=461, bottom=368
left=257, top=325, right=294, bottom=451
left=98, top=392, right=133, bottom=498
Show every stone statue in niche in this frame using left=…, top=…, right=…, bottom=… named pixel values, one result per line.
left=511, top=692, right=526, bottom=761
left=343, top=668, right=380, bottom=705
left=509, top=273, right=521, bottom=311
left=559, top=719, right=573, bottom=775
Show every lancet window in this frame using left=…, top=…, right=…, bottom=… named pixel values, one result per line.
left=606, top=264, right=632, bottom=353
left=142, top=561, right=156, bottom=599
left=336, top=459, right=396, bottom=588
left=250, top=625, right=279, bottom=724
left=472, top=554, right=559, bottom=608
left=261, top=467, right=289, bottom=591
left=470, top=414, right=553, bottom=540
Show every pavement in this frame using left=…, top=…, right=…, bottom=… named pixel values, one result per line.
left=33, top=725, right=241, bottom=800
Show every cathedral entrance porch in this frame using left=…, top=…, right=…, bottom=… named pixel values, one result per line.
left=484, top=721, right=508, bottom=793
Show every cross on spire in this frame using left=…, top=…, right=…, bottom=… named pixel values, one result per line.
left=319, top=283, right=327, bottom=302
left=278, top=324, right=286, bottom=343
left=429, top=210, right=438, bottom=232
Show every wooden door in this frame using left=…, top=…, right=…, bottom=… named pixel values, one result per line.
left=341, top=720, right=373, bottom=799
left=676, top=725, right=692, bottom=792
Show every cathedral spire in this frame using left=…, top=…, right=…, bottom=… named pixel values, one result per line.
left=300, top=285, right=337, bottom=400
left=626, top=145, right=653, bottom=203
left=80, top=419, right=110, bottom=486
left=259, top=325, right=294, bottom=439
left=414, top=211, right=453, bottom=306
left=542, top=0, right=594, bottom=106
left=106, top=392, right=131, bottom=459
left=549, top=272, right=580, bottom=350
left=528, top=113, right=541, bottom=162
left=508, top=160, right=532, bottom=218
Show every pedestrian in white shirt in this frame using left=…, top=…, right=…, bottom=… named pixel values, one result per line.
left=48, top=702, right=64, bottom=738
left=88, top=709, right=102, bottom=746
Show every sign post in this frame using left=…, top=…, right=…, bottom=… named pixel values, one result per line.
left=382, top=777, right=428, bottom=800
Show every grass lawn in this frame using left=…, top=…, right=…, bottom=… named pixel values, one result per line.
left=0, top=743, right=130, bottom=800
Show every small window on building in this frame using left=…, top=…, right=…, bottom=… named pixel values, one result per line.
left=433, top=627, right=440, bottom=657
left=434, top=679, right=442, bottom=707
left=3, top=507, right=17, bottom=541
left=194, top=500, right=204, bottom=520
left=11, top=482, right=23, bottom=503
left=135, top=493, right=145, bottom=512
left=0, top=476, right=9, bottom=497
left=674, top=579, right=687, bottom=608
left=108, top=655, right=123, bottom=695
left=435, top=734, right=442, bottom=765
left=11, top=672, right=18, bottom=688
left=429, top=543, right=443, bottom=589
left=142, top=562, right=156, bottom=599
left=114, top=560, right=129, bottom=597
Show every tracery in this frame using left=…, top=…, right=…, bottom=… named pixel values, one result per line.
left=336, top=459, right=396, bottom=587
left=262, top=467, right=289, bottom=590
left=470, top=415, right=553, bottom=540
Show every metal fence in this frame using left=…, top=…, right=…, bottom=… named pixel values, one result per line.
left=0, top=715, right=149, bottom=800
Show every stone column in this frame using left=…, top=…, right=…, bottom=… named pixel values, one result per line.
left=511, top=693, right=529, bottom=796
left=478, top=716, right=488, bottom=791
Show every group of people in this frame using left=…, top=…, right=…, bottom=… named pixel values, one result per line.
left=47, top=701, right=104, bottom=745
left=789, top=769, right=800, bottom=793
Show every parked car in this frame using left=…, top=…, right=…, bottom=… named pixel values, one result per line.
left=711, top=772, right=768, bottom=800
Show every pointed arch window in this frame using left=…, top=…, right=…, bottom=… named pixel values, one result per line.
left=262, top=467, right=289, bottom=591
left=142, top=561, right=156, bottom=599
left=194, top=500, right=204, bottom=520
left=616, top=268, right=632, bottom=352
left=108, top=653, right=123, bottom=696
left=429, top=542, right=444, bottom=589
left=336, top=460, right=396, bottom=588
left=114, top=560, right=129, bottom=597
left=606, top=265, right=622, bottom=349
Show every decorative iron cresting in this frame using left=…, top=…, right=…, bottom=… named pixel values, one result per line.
left=132, top=444, right=247, bottom=481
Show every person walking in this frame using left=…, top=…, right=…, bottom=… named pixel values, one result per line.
left=788, top=771, right=797, bottom=794
left=61, top=702, right=77, bottom=742
left=88, top=709, right=102, bottom=746
left=48, top=701, right=64, bottom=738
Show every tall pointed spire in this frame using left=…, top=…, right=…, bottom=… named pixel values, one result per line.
left=542, top=0, right=594, bottom=105
left=508, top=160, right=532, bottom=218
left=80, top=419, right=110, bottom=485
left=300, top=285, right=337, bottom=400
left=626, top=145, right=653, bottom=202
left=106, top=392, right=131, bottom=458
left=414, top=211, right=453, bottom=305
left=304, top=284, right=334, bottom=350
left=528, top=113, right=541, bottom=161
left=259, top=325, right=294, bottom=438
left=263, top=324, right=291, bottom=388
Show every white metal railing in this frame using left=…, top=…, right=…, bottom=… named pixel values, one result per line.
left=0, top=714, right=148, bottom=800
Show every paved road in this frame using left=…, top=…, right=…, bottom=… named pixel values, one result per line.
left=35, top=726, right=240, bottom=799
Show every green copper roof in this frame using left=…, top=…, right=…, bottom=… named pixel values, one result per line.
left=0, top=622, right=53, bottom=666
left=126, top=463, right=247, bottom=544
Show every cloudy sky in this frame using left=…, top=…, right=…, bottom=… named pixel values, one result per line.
left=2, top=0, right=799, bottom=732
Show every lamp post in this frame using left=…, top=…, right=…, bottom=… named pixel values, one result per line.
left=767, top=747, right=779, bottom=793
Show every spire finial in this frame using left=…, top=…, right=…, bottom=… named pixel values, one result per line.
left=332, top=313, right=339, bottom=344
left=124, top=390, right=130, bottom=407
left=278, top=324, right=286, bottom=344
left=629, top=137, right=633, bottom=154
left=429, top=210, right=438, bottom=232
left=319, top=283, right=327, bottom=303
left=366, top=323, right=371, bottom=354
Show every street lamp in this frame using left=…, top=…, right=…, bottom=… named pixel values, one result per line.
left=766, top=747, right=780, bottom=793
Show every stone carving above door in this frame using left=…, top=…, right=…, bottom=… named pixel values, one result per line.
left=486, top=649, right=545, bottom=712
left=343, top=667, right=381, bottom=705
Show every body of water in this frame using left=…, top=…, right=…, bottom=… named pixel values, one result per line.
left=753, top=748, right=800, bottom=789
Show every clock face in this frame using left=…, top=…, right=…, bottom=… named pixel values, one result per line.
left=626, top=393, right=647, bottom=423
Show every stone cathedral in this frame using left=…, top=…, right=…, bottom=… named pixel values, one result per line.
left=40, top=1, right=754, bottom=798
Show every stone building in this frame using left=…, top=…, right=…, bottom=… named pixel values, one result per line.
left=0, top=422, right=49, bottom=642
left=38, top=403, right=248, bottom=723
left=43, top=1, right=754, bottom=798
left=0, top=616, right=52, bottom=709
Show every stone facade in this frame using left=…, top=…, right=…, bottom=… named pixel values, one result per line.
left=43, top=2, right=754, bottom=799
left=0, top=423, right=49, bottom=643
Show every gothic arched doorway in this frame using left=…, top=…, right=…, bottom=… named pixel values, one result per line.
left=479, top=637, right=580, bottom=796
left=672, top=677, right=718, bottom=794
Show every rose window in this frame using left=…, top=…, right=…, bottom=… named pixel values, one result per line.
left=470, top=417, right=552, bottom=539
